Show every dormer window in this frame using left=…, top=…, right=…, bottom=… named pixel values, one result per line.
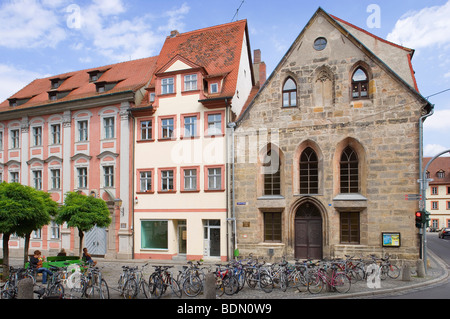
left=48, top=90, right=71, bottom=101
left=95, top=81, right=117, bottom=93
left=88, top=70, right=104, bottom=82
left=437, top=170, right=445, bottom=179
left=210, top=83, right=218, bottom=94
left=51, top=78, right=63, bottom=89
left=97, top=84, right=105, bottom=93
left=49, top=92, right=58, bottom=101
left=9, top=99, right=17, bottom=107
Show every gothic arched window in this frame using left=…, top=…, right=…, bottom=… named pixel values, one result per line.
left=300, top=147, right=319, bottom=194
left=340, top=146, right=359, bottom=193
left=282, top=77, right=297, bottom=107
left=351, top=67, right=369, bottom=99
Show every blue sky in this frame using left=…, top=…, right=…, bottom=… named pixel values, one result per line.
left=0, top=0, right=449, bottom=157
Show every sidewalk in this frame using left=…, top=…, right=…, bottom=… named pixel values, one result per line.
left=5, top=250, right=448, bottom=299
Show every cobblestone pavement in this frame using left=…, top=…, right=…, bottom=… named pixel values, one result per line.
left=6, top=251, right=448, bottom=299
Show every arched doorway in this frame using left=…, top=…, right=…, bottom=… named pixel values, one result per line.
left=294, top=202, right=323, bottom=259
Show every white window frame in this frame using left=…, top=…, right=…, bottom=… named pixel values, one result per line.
left=103, top=117, right=115, bottom=139
left=184, top=74, right=197, bottom=91
left=161, top=77, right=174, bottom=95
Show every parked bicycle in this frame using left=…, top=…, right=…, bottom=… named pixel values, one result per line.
left=307, top=261, right=351, bottom=294
left=34, top=266, right=65, bottom=299
left=148, top=265, right=182, bottom=299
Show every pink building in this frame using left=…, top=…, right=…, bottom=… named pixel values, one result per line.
left=0, top=57, right=157, bottom=259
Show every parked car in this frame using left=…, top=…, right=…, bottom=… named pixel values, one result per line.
left=438, top=228, right=450, bottom=238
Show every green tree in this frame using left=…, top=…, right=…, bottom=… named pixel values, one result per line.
left=55, top=192, right=111, bottom=258
left=16, top=191, right=59, bottom=266
left=0, top=183, right=57, bottom=277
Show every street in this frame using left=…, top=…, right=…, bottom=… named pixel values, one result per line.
left=376, top=232, right=450, bottom=299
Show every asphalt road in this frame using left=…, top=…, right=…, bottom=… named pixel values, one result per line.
left=382, top=232, right=450, bottom=299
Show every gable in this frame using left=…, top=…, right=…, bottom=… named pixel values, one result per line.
left=237, top=7, right=432, bottom=125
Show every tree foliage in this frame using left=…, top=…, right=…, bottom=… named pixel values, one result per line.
left=55, top=191, right=111, bottom=257
left=0, top=182, right=58, bottom=275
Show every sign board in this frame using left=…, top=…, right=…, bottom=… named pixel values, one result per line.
left=382, top=232, right=401, bottom=247
left=405, top=194, right=422, bottom=201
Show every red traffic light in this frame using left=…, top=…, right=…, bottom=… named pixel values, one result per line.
left=415, top=211, right=422, bottom=218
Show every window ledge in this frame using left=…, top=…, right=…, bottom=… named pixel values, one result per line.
left=333, top=194, right=367, bottom=201
left=257, top=195, right=285, bottom=200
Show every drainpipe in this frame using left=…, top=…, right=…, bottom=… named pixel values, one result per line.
left=228, top=121, right=237, bottom=258
left=419, top=103, right=434, bottom=272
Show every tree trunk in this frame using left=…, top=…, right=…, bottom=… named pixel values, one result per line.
left=78, top=231, right=84, bottom=259
left=23, top=233, right=31, bottom=267
left=2, top=233, right=10, bottom=280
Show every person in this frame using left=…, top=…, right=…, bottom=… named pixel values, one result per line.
left=57, top=248, right=66, bottom=256
left=82, top=247, right=97, bottom=266
left=29, top=250, right=53, bottom=284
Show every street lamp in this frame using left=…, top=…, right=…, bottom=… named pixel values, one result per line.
left=114, top=198, right=124, bottom=216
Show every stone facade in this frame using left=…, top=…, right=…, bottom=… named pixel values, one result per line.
left=233, top=9, right=432, bottom=261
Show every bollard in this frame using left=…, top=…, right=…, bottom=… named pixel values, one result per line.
left=416, top=259, right=425, bottom=278
left=17, top=277, right=34, bottom=299
left=204, top=272, right=216, bottom=299
left=401, top=263, right=411, bottom=281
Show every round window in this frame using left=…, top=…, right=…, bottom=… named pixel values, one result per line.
left=313, top=37, right=327, bottom=51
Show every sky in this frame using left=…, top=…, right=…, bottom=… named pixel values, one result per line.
left=0, top=0, right=449, bottom=157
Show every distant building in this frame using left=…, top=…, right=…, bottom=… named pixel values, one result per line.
left=424, top=157, right=450, bottom=230
left=233, top=8, right=432, bottom=261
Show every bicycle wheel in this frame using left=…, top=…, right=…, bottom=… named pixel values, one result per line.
left=1, top=282, right=15, bottom=299
left=333, top=273, right=351, bottom=293
left=246, top=269, right=257, bottom=289
left=259, top=273, right=273, bottom=293
left=387, top=264, right=400, bottom=279
left=170, top=278, right=182, bottom=298
left=236, top=269, right=246, bottom=291
left=307, top=273, right=323, bottom=294
left=223, top=275, right=238, bottom=295
left=182, top=275, right=202, bottom=297
left=215, top=277, right=225, bottom=297
left=123, top=278, right=138, bottom=299
left=48, top=283, right=65, bottom=299
left=100, top=279, right=110, bottom=299
left=140, top=279, right=151, bottom=299
left=279, top=272, right=288, bottom=292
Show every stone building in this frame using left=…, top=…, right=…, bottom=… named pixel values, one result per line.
left=233, top=8, right=432, bottom=261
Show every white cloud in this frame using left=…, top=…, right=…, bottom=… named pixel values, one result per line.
left=0, top=0, right=66, bottom=49
left=157, top=3, right=190, bottom=34
left=0, top=64, right=48, bottom=103
left=423, top=109, right=450, bottom=131
left=424, top=144, right=450, bottom=157
left=387, top=1, right=450, bottom=49
left=74, top=1, right=190, bottom=62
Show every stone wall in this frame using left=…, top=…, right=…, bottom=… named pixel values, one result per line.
left=233, top=12, right=427, bottom=261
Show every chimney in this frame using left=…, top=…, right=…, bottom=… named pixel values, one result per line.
left=253, top=49, right=266, bottom=87
left=170, top=30, right=179, bottom=38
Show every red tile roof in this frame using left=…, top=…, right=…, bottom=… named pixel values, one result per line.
left=152, top=19, right=248, bottom=99
left=424, top=157, right=450, bottom=185
left=0, top=56, right=158, bottom=112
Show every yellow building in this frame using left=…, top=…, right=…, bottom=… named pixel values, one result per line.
left=131, top=21, right=257, bottom=261
left=424, top=157, right=450, bottom=231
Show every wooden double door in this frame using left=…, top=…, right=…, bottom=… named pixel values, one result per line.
left=294, top=203, right=323, bottom=260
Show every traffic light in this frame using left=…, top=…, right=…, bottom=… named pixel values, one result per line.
left=415, top=211, right=423, bottom=228
left=423, top=210, right=431, bottom=228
